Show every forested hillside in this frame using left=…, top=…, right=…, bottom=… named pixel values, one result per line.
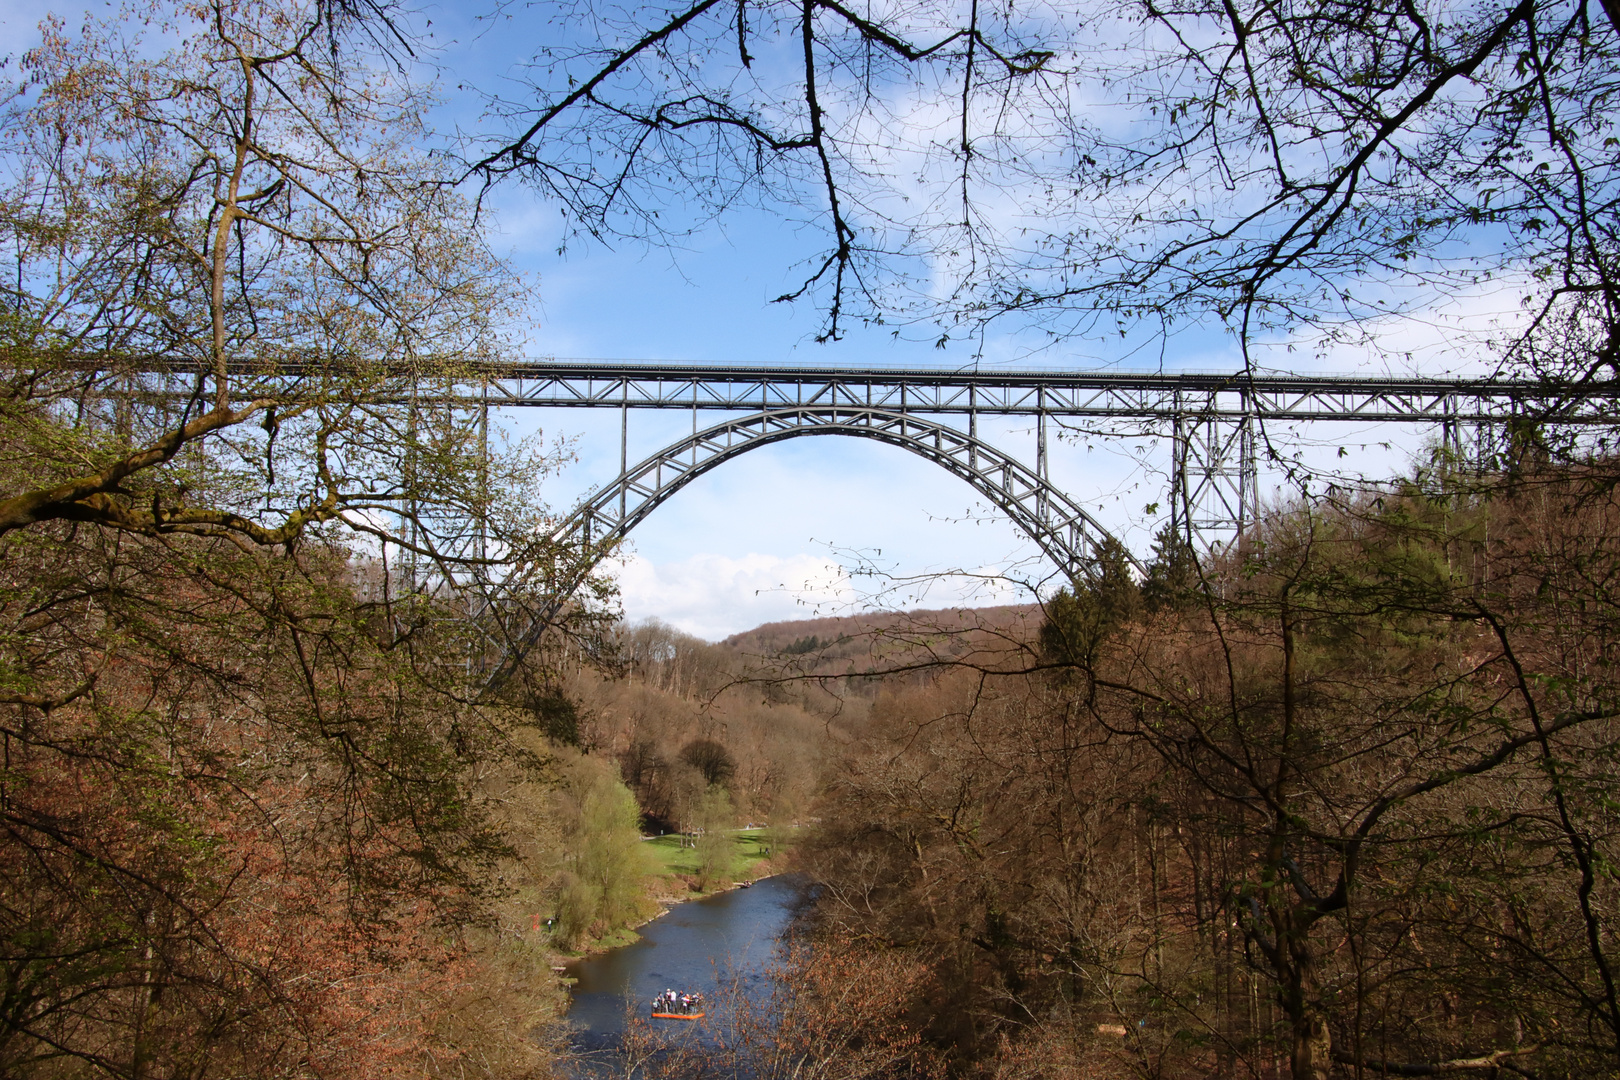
left=0, top=2, right=612, bottom=1074
left=556, top=608, right=1044, bottom=837
left=780, top=472, right=1620, bottom=1080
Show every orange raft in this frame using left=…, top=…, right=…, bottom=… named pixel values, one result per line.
left=651, top=992, right=705, bottom=1020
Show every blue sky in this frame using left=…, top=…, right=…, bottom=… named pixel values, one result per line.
left=0, top=0, right=1516, bottom=638
left=427, top=8, right=1239, bottom=637
left=483, top=202, right=1175, bottom=636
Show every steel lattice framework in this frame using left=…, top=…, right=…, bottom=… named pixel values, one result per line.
left=463, top=361, right=1603, bottom=421
left=134, top=357, right=1617, bottom=422
left=436, top=360, right=1620, bottom=689
left=454, top=360, right=1616, bottom=545
left=109, top=354, right=1620, bottom=550
left=105, top=354, right=1620, bottom=566
left=569, top=407, right=1118, bottom=558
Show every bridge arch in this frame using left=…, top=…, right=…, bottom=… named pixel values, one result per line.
left=479, top=407, right=1139, bottom=690
left=562, top=406, right=1135, bottom=576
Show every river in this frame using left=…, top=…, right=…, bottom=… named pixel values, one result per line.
left=562, top=874, right=808, bottom=1053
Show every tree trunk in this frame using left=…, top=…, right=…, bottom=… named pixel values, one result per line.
left=1291, top=1007, right=1332, bottom=1080
left=1278, top=923, right=1331, bottom=1080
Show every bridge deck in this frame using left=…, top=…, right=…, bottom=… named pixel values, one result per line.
left=96, top=356, right=1620, bottom=421
left=278, top=361, right=1620, bottom=422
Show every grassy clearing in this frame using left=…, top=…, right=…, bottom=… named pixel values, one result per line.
left=590, top=926, right=641, bottom=951
left=643, top=829, right=777, bottom=884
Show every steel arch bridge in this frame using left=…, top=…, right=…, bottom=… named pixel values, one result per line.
left=119, top=355, right=1620, bottom=554
left=456, top=360, right=1620, bottom=549
left=460, top=364, right=1618, bottom=690
left=98, top=354, right=1620, bottom=687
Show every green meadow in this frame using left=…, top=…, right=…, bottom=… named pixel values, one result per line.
left=643, top=829, right=778, bottom=883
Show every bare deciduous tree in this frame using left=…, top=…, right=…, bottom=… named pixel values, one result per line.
left=473, top=0, right=1620, bottom=384
left=1, top=0, right=546, bottom=567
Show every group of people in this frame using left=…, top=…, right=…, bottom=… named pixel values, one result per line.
left=652, top=989, right=703, bottom=1015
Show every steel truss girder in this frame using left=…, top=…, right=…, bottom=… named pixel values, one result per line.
left=478, top=406, right=1135, bottom=691
left=464, top=362, right=1616, bottom=424
left=103, top=355, right=1620, bottom=558
left=110, top=357, right=1620, bottom=421
left=458, top=362, right=1610, bottom=560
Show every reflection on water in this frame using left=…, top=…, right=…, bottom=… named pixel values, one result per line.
left=563, top=874, right=807, bottom=1053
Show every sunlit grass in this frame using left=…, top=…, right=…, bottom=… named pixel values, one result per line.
left=643, top=829, right=776, bottom=883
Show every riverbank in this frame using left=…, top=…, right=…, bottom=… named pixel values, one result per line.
left=558, top=829, right=791, bottom=960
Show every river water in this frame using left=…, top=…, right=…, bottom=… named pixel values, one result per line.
left=563, top=874, right=808, bottom=1052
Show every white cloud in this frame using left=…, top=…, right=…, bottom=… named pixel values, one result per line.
left=607, top=551, right=858, bottom=640
left=1271, top=272, right=1537, bottom=377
